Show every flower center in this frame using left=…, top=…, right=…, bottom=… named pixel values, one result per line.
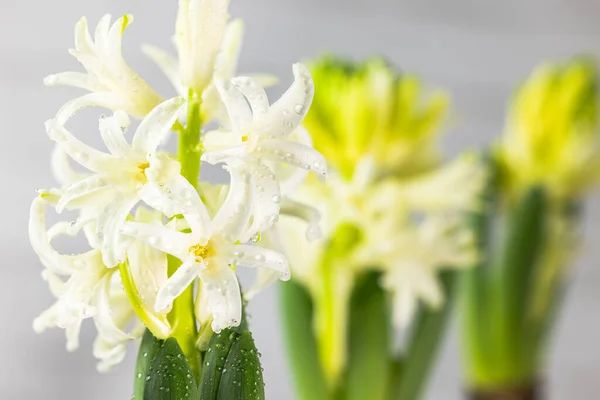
left=189, top=242, right=215, bottom=263
left=241, top=135, right=249, bottom=142
left=136, top=162, right=150, bottom=184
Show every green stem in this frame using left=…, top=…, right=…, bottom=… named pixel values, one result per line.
left=168, top=91, right=204, bottom=381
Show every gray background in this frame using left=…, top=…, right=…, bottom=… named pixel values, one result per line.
left=2, top=0, right=600, bottom=399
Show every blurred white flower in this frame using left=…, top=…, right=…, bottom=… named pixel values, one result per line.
left=44, top=97, right=185, bottom=267
left=121, top=164, right=290, bottom=332
left=44, top=15, right=163, bottom=118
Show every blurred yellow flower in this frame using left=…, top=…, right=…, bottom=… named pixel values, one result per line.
left=304, top=57, right=449, bottom=179
left=497, top=58, right=600, bottom=201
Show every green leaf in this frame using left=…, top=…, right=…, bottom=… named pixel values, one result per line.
left=279, top=280, right=329, bottom=400
left=134, top=330, right=164, bottom=400
left=199, top=329, right=241, bottom=399
left=144, top=338, right=199, bottom=400
left=346, top=272, right=390, bottom=400
left=396, top=271, right=458, bottom=400
left=217, top=331, right=265, bottom=400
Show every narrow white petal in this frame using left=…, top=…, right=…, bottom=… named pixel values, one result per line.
left=132, top=97, right=186, bottom=154
left=93, top=274, right=135, bottom=345
left=254, top=139, right=327, bottom=179
left=56, top=175, right=111, bottom=213
left=94, top=15, right=112, bottom=56
left=98, top=111, right=133, bottom=157
left=97, top=194, right=139, bottom=267
left=45, top=119, right=117, bottom=172
left=139, top=181, right=183, bottom=218
left=121, top=221, right=193, bottom=260
left=393, top=288, right=417, bottom=329
left=155, top=258, right=203, bottom=312
left=44, top=71, right=105, bottom=92
left=199, top=265, right=242, bottom=332
left=253, top=64, right=314, bottom=138
left=211, top=162, right=253, bottom=241
left=142, top=44, right=185, bottom=95
left=243, top=161, right=281, bottom=241
left=54, top=93, right=128, bottom=126
left=214, top=19, right=244, bottom=80
left=232, top=76, right=269, bottom=116
left=74, top=17, right=95, bottom=54
left=127, top=237, right=169, bottom=312
left=51, top=146, right=88, bottom=186
left=107, top=14, right=133, bottom=60
left=215, top=79, right=253, bottom=133
left=228, top=245, right=290, bottom=280
left=201, top=144, right=247, bottom=165
left=202, top=129, right=243, bottom=152
left=280, top=198, right=322, bottom=242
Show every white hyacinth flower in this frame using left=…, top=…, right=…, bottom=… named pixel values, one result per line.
left=363, top=216, right=478, bottom=328
left=202, top=64, right=327, bottom=240
left=143, top=18, right=278, bottom=124
left=175, top=0, right=230, bottom=95
left=30, top=197, right=169, bottom=369
left=45, top=97, right=186, bottom=267
left=44, top=15, right=163, bottom=118
left=121, top=164, right=291, bottom=332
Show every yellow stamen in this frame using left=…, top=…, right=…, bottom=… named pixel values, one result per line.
left=189, top=242, right=215, bottom=262
left=241, top=135, right=249, bottom=142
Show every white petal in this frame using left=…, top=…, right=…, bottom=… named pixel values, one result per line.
left=202, top=129, right=243, bottom=152
left=199, top=265, right=242, bottom=332
left=45, top=119, right=117, bottom=172
left=201, top=144, right=247, bottom=165
left=98, top=111, right=133, bottom=157
left=142, top=45, right=185, bottom=95
left=253, top=64, right=314, bottom=138
left=132, top=97, right=186, bottom=154
left=215, top=19, right=244, bottom=80
left=232, top=76, right=269, bottom=116
left=127, top=237, right=169, bottom=312
left=215, top=79, right=253, bottom=133
left=93, top=274, right=135, bottom=345
left=96, top=194, right=139, bottom=267
left=280, top=198, right=322, bottom=242
left=56, top=175, right=112, bottom=213
left=51, top=146, right=88, bottom=186
left=121, top=221, right=193, bottom=260
left=155, top=257, right=203, bottom=312
left=243, top=161, right=281, bottom=241
left=94, top=14, right=112, bottom=56
left=44, top=71, right=105, bottom=92
left=74, top=17, right=95, bottom=54
left=392, top=288, right=417, bottom=329
left=107, top=14, right=133, bottom=60
left=254, top=139, right=327, bottom=179
left=229, top=245, right=290, bottom=280
left=211, top=162, right=253, bottom=241
left=54, top=93, right=128, bottom=126
left=139, top=181, right=183, bottom=218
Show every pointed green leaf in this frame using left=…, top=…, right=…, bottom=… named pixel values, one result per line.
left=217, top=331, right=265, bottom=400
left=279, top=280, right=329, bottom=400
left=346, top=272, right=390, bottom=400
left=134, top=330, right=164, bottom=400
left=199, top=329, right=241, bottom=400
left=144, top=338, right=199, bottom=400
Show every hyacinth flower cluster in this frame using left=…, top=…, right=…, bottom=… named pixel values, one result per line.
left=276, top=57, right=488, bottom=400
left=28, top=1, right=326, bottom=398
left=461, top=57, right=600, bottom=399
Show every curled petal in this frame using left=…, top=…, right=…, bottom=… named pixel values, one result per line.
left=242, top=161, right=281, bottom=241
left=132, top=97, right=186, bottom=154
left=51, top=147, right=88, bottom=186
left=201, top=143, right=247, bottom=165
left=56, top=175, right=112, bottom=213
left=215, top=79, right=253, bottom=133
left=121, top=221, right=193, bottom=260
left=54, top=93, right=129, bottom=126
left=229, top=245, right=290, bottom=280
left=155, top=257, right=203, bottom=312
left=253, top=64, right=314, bottom=138
left=45, top=119, right=116, bottom=173
left=254, top=139, right=327, bottom=179
left=98, top=111, right=132, bottom=157
left=199, top=265, right=242, bottom=332
left=211, top=162, right=253, bottom=241
left=96, top=194, right=139, bottom=267
left=232, top=76, right=269, bottom=116
left=43, top=71, right=105, bottom=92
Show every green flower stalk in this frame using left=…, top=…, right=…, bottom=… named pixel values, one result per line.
left=278, top=56, right=487, bottom=400
left=461, top=57, right=600, bottom=399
